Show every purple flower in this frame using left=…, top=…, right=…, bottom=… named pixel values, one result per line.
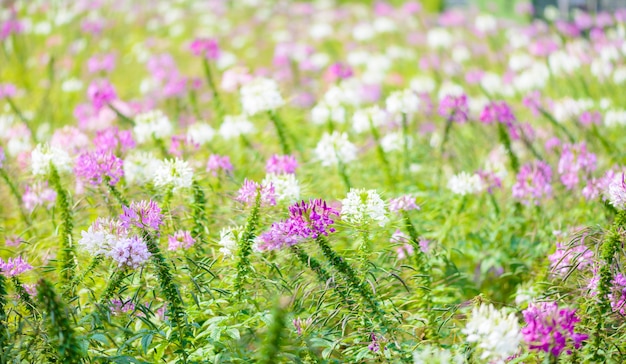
left=87, top=53, right=116, bottom=74
left=75, top=150, right=124, bottom=186
left=0, top=83, right=17, bottom=99
left=167, top=230, right=195, bottom=251
left=368, top=333, right=381, bottom=352
left=206, top=154, right=233, bottom=176
left=94, top=127, right=136, bottom=153
left=522, top=302, right=588, bottom=357
left=256, top=219, right=306, bottom=251
left=0, top=15, right=24, bottom=40
left=110, top=299, right=136, bottom=315
left=325, top=62, right=353, bottom=82
left=87, top=79, right=117, bottom=111
left=388, top=195, right=419, bottom=214
left=438, top=94, right=469, bottom=123
left=288, top=199, right=340, bottom=239
left=265, top=154, right=298, bottom=175
left=548, top=241, right=594, bottom=275
left=236, top=179, right=276, bottom=207
left=119, top=200, right=164, bottom=231
left=189, top=38, right=220, bottom=60
left=479, top=101, right=519, bottom=139
left=109, top=236, right=151, bottom=269
left=609, top=273, right=626, bottom=315
left=0, top=147, right=5, bottom=168
left=557, top=143, right=596, bottom=190
left=23, top=181, right=56, bottom=212
left=512, top=161, right=553, bottom=205
left=0, top=257, right=33, bottom=277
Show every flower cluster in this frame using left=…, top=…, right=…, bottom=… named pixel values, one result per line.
left=447, top=172, right=484, bottom=196
left=167, top=230, right=196, bottom=251
left=119, top=200, right=164, bottom=231
left=557, top=143, right=597, bottom=190
left=189, top=38, right=220, bottom=60
left=521, top=302, right=588, bottom=357
left=239, top=78, right=284, bottom=115
left=22, top=181, right=56, bottom=211
left=462, top=304, right=522, bottom=362
left=153, top=158, right=194, bottom=191
left=236, top=179, right=277, bottom=207
left=438, top=94, right=469, bottom=123
left=206, top=154, right=233, bottom=176
left=388, top=195, right=419, bottom=214
left=266, top=154, right=298, bottom=175
left=75, top=150, right=124, bottom=186
left=31, top=143, right=73, bottom=176
left=0, top=257, right=33, bottom=277
left=257, top=199, right=340, bottom=251
left=512, top=161, right=553, bottom=205
left=341, top=188, right=388, bottom=227
left=314, top=131, right=358, bottom=167
left=133, top=110, right=173, bottom=144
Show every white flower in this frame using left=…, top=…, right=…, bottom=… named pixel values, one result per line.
left=508, top=53, right=534, bottom=72
left=427, top=27, right=452, bottom=49
left=78, top=227, right=113, bottom=256
left=409, top=76, right=436, bottom=94
left=386, top=89, right=419, bottom=115
left=341, top=188, right=388, bottom=227
left=437, top=82, right=464, bottom=100
left=352, top=23, right=375, bottom=41
left=475, top=14, right=497, bottom=34
left=311, top=101, right=346, bottom=125
left=124, top=152, right=160, bottom=186
left=186, top=123, right=215, bottom=145
left=31, top=143, right=72, bottom=176
left=352, top=106, right=387, bottom=134
left=218, top=227, right=241, bottom=258
left=61, top=78, right=83, bottom=93
left=462, top=304, right=522, bottom=362
left=413, top=345, right=464, bottom=364
left=262, top=173, right=300, bottom=203
left=240, top=77, right=284, bottom=115
left=313, top=131, right=358, bottom=167
left=381, top=132, right=412, bottom=153
left=607, top=174, right=626, bottom=210
left=133, top=110, right=173, bottom=144
left=447, top=172, right=484, bottom=196
left=604, top=109, right=626, bottom=127
left=549, top=51, right=581, bottom=76
left=153, top=158, right=194, bottom=191
left=218, top=114, right=255, bottom=139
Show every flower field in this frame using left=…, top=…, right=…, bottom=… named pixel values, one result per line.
left=2, top=0, right=626, bottom=362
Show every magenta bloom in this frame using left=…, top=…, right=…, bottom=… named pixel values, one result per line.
left=236, top=179, right=276, bottom=207
left=110, top=299, right=136, bottom=315
left=557, top=143, right=596, bottom=190
left=190, top=38, right=220, bottom=60
left=265, top=154, right=298, bottom=175
left=94, top=127, right=136, bottom=153
left=512, top=161, right=553, bottom=205
left=438, top=94, right=469, bottom=123
left=0, top=16, right=24, bottom=40
left=206, top=154, right=233, bottom=176
left=609, top=273, right=626, bottom=315
left=23, top=181, right=57, bottom=212
left=167, top=230, right=195, bottom=251
left=87, top=79, right=117, bottom=111
left=87, top=53, right=116, bottom=74
left=548, top=241, right=593, bottom=275
left=388, top=195, right=419, bottom=213
left=522, top=302, right=588, bottom=357
left=257, top=199, right=340, bottom=251
left=480, top=101, right=519, bottom=139
left=0, top=257, right=33, bottom=277
left=0, top=83, right=17, bottom=99
left=75, top=150, right=124, bottom=186
left=120, top=200, right=164, bottom=231
left=325, top=62, right=353, bottom=82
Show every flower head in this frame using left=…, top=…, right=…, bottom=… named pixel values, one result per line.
left=109, top=236, right=151, bottom=269
left=439, top=94, right=469, bottom=123
left=240, top=78, right=284, bottom=115
left=385, top=89, right=420, bottom=115
left=168, top=230, right=195, bottom=251
left=133, top=110, right=173, bottom=144
left=75, top=150, right=124, bottom=186
left=189, top=38, right=220, bottom=60
left=87, top=79, right=117, bottom=111
left=512, top=161, right=553, bottom=205
left=388, top=195, right=419, bottom=214
left=462, top=304, right=522, bottom=362
left=236, top=179, right=277, bottom=207
left=119, top=200, right=164, bottom=231
left=206, top=154, right=233, bottom=176
left=266, top=154, right=298, bottom=175
left=522, top=302, right=588, bottom=357
left=313, top=131, right=358, bottom=167
left=447, top=172, right=484, bottom=196
left=341, top=188, right=388, bottom=227
left=152, top=158, right=194, bottom=191
left=0, top=257, right=33, bottom=277
left=606, top=173, right=626, bottom=210
left=31, top=143, right=73, bottom=176
left=23, top=181, right=56, bottom=212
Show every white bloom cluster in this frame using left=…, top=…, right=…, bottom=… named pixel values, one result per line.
left=341, top=188, right=388, bottom=227
left=352, top=106, right=387, bottom=134
left=262, top=173, right=300, bottom=203
left=186, top=122, right=215, bottom=145
left=240, top=77, right=284, bottom=115
left=513, top=62, right=549, bottom=92
left=549, top=51, right=581, bottom=76
left=219, top=114, right=255, bottom=140
left=218, top=226, right=242, bottom=258
left=475, top=14, right=497, bottom=34
left=381, top=132, right=412, bottom=153
left=386, top=89, right=420, bottom=115
left=447, top=172, right=484, bottom=196
left=124, top=152, right=160, bottom=186
left=604, top=109, right=626, bottom=127
left=152, top=158, right=194, bottom=191
left=133, top=110, right=173, bottom=144
left=607, top=174, right=626, bottom=210
left=462, top=304, right=522, bottom=362
left=413, top=345, right=463, bottom=364
left=31, top=143, right=72, bottom=176
left=427, top=27, right=452, bottom=49
left=313, top=131, right=358, bottom=167
left=437, top=82, right=464, bottom=100
left=409, top=75, right=436, bottom=94
left=311, top=100, right=346, bottom=125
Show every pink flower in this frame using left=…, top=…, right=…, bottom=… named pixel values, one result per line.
left=265, top=154, right=298, bottom=175
left=236, top=179, right=276, bottom=207
left=119, top=200, right=164, bottom=231
left=75, top=150, right=124, bottom=186
left=87, top=79, right=117, bottom=111
left=388, top=195, right=419, bottom=214
left=189, top=38, right=220, bottom=60
left=23, top=181, right=57, bottom=212
left=109, top=236, right=151, bottom=269
left=512, top=161, right=553, bottom=205
left=0, top=83, right=17, bottom=99
left=167, top=230, right=195, bottom=251
left=206, top=154, right=233, bottom=176
left=0, top=257, right=33, bottom=277
left=87, top=53, right=116, bottom=74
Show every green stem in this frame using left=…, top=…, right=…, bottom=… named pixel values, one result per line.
left=267, top=111, right=291, bottom=154
left=99, top=269, right=127, bottom=305
left=6, top=97, right=36, bottom=142
left=258, top=298, right=288, bottom=364
left=108, top=103, right=135, bottom=126
left=66, top=255, right=104, bottom=297
left=337, top=160, right=351, bottom=191
left=235, top=192, right=262, bottom=298
left=49, top=165, right=75, bottom=288
left=370, top=120, right=394, bottom=187
left=401, top=113, right=411, bottom=176
left=538, top=107, right=575, bottom=143
left=497, top=122, right=520, bottom=173
left=12, top=276, right=37, bottom=317
left=202, top=58, right=224, bottom=119
left=0, top=168, right=30, bottom=226
left=191, top=180, right=210, bottom=252
left=105, top=178, right=128, bottom=207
